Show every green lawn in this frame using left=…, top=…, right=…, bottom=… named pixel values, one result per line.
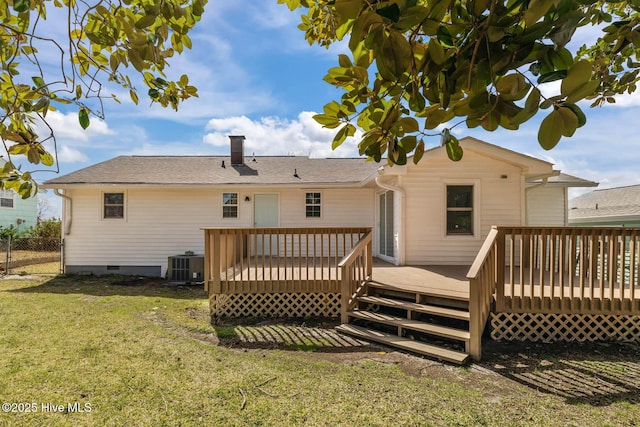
left=0, top=276, right=638, bottom=426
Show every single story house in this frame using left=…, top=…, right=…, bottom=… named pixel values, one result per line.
left=569, top=184, right=640, bottom=226
left=0, top=188, right=38, bottom=233
left=42, top=136, right=595, bottom=277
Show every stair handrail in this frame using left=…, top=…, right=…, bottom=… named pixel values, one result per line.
left=466, top=226, right=502, bottom=361
left=338, top=229, right=373, bottom=323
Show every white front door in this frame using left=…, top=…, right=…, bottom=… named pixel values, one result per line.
left=253, top=194, right=279, bottom=255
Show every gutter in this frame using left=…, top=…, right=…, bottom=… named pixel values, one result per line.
left=375, top=171, right=405, bottom=266
left=53, top=189, right=72, bottom=235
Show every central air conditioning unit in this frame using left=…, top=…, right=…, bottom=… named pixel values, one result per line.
left=167, top=252, right=204, bottom=284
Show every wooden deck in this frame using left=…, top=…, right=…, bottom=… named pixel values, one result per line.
left=205, top=226, right=640, bottom=362
left=214, top=256, right=472, bottom=298
left=371, top=261, right=470, bottom=301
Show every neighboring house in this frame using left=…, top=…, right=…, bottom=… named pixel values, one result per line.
left=569, top=184, right=640, bottom=226
left=0, top=188, right=38, bottom=232
left=42, top=136, right=595, bottom=276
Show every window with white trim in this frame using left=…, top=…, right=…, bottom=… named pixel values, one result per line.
left=103, top=192, right=124, bottom=219
left=222, top=193, right=238, bottom=218
left=446, top=185, right=473, bottom=235
left=0, top=190, right=14, bottom=208
left=305, top=192, right=321, bottom=218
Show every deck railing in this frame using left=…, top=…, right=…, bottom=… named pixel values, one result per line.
left=203, top=227, right=371, bottom=295
left=467, top=227, right=500, bottom=361
left=499, top=227, right=640, bottom=314
left=338, top=230, right=373, bottom=323
left=467, top=226, right=640, bottom=359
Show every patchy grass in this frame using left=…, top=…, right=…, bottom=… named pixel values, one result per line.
left=0, top=275, right=638, bottom=426
left=9, top=261, right=60, bottom=275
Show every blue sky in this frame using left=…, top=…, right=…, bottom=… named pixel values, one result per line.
left=32, top=1, right=640, bottom=216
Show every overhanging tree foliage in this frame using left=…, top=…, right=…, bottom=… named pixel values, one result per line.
left=279, top=0, right=640, bottom=164
left=1, top=0, right=205, bottom=198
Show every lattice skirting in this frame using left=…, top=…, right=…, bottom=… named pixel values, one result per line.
left=210, top=293, right=341, bottom=318
left=491, top=313, right=640, bottom=342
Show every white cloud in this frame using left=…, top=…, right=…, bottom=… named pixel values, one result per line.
left=57, top=145, right=89, bottom=163
left=37, top=111, right=115, bottom=144
left=203, top=112, right=361, bottom=158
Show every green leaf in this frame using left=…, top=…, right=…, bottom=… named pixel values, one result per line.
left=79, top=108, right=90, bottom=130
left=335, top=0, right=362, bottom=19
left=130, top=90, right=139, bottom=105
left=13, top=0, right=29, bottom=13
left=338, top=54, right=353, bottom=68
left=436, top=26, right=454, bottom=47
left=396, top=117, right=419, bottom=134
left=135, top=15, right=156, bottom=29
left=558, top=106, right=578, bottom=137
left=398, top=135, right=417, bottom=152
left=31, top=76, right=45, bottom=88
left=561, top=60, right=592, bottom=98
left=378, top=31, right=412, bottom=80
left=313, top=113, right=341, bottom=128
left=376, top=3, right=400, bottom=22
left=538, top=70, right=567, bottom=84
left=332, top=123, right=356, bottom=149
left=445, top=136, right=463, bottom=161
left=565, top=79, right=600, bottom=104
left=523, top=0, right=554, bottom=27
left=564, top=103, right=586, bottom=127
left=428, top=39, right=446, bottom=65
left=40, top=152, right=55, bottom=167
left=413, top=139, right=425, bottom=164
left=538, top=109, right=563, bottom=150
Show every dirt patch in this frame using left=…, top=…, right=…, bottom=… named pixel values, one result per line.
left=161, top=307, right=640, bottom=405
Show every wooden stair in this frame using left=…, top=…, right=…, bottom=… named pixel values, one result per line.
left=336, top=281, right=471, bottom=364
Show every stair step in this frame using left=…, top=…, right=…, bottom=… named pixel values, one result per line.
left=357, top=295, right=470, bottom=321
left=366, top=280, right=469, bottom=302
left=348, top=310, right=471, bottom=342
left=336, top=324, right=469, bottom=365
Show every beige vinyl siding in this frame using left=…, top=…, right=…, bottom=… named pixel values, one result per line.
left=402, top=150, right=523, bottom=265
left=64, top=186, right=374, bottom=275
left=526, top=185, right=566, bottom=226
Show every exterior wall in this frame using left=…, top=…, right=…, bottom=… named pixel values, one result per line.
left=401, top=150, right=524, bottom=265
left=0, top=191, right=37, bottom=231
left=526, top=185, right=567, bottom=226
left=63, top=186, right=374, bottom=276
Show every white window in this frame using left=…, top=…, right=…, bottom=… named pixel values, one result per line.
left=305, top=192, right=321, bottom=218
left=222, top=193, right=238, bottom=218
left=0, top=190, right=14, bottom=209
left=446, top=185, right=473, bottom=235
left=103, top=192, right=124, bottom=219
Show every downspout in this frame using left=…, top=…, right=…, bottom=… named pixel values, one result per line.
left=54, top=189, right=72, bottom=235
left=375, top=172, right=405, bottom=266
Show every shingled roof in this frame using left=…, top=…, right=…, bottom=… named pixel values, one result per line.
left=569, top=184, right=640, bottom=222
left=42, top=156, right=381, bottom=187
left=530, top=173, right=598, bottom=186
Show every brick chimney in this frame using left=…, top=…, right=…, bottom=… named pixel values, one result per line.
left=229, top=135, right=245, bottom=166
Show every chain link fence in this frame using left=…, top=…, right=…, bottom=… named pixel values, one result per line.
left=0, top=237, right=62, bottom=275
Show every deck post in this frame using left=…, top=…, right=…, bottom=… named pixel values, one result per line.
left=468, top=277, right=482, bottom=361
left=204, top=230, right=210, bottom=293
left=495, top=228, right=506, bottom=311
left=340, top=266, right=350, bottom=324
left=366, top=238, right=373, bottom=279
left=212, top=231, right=221, bottom=294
